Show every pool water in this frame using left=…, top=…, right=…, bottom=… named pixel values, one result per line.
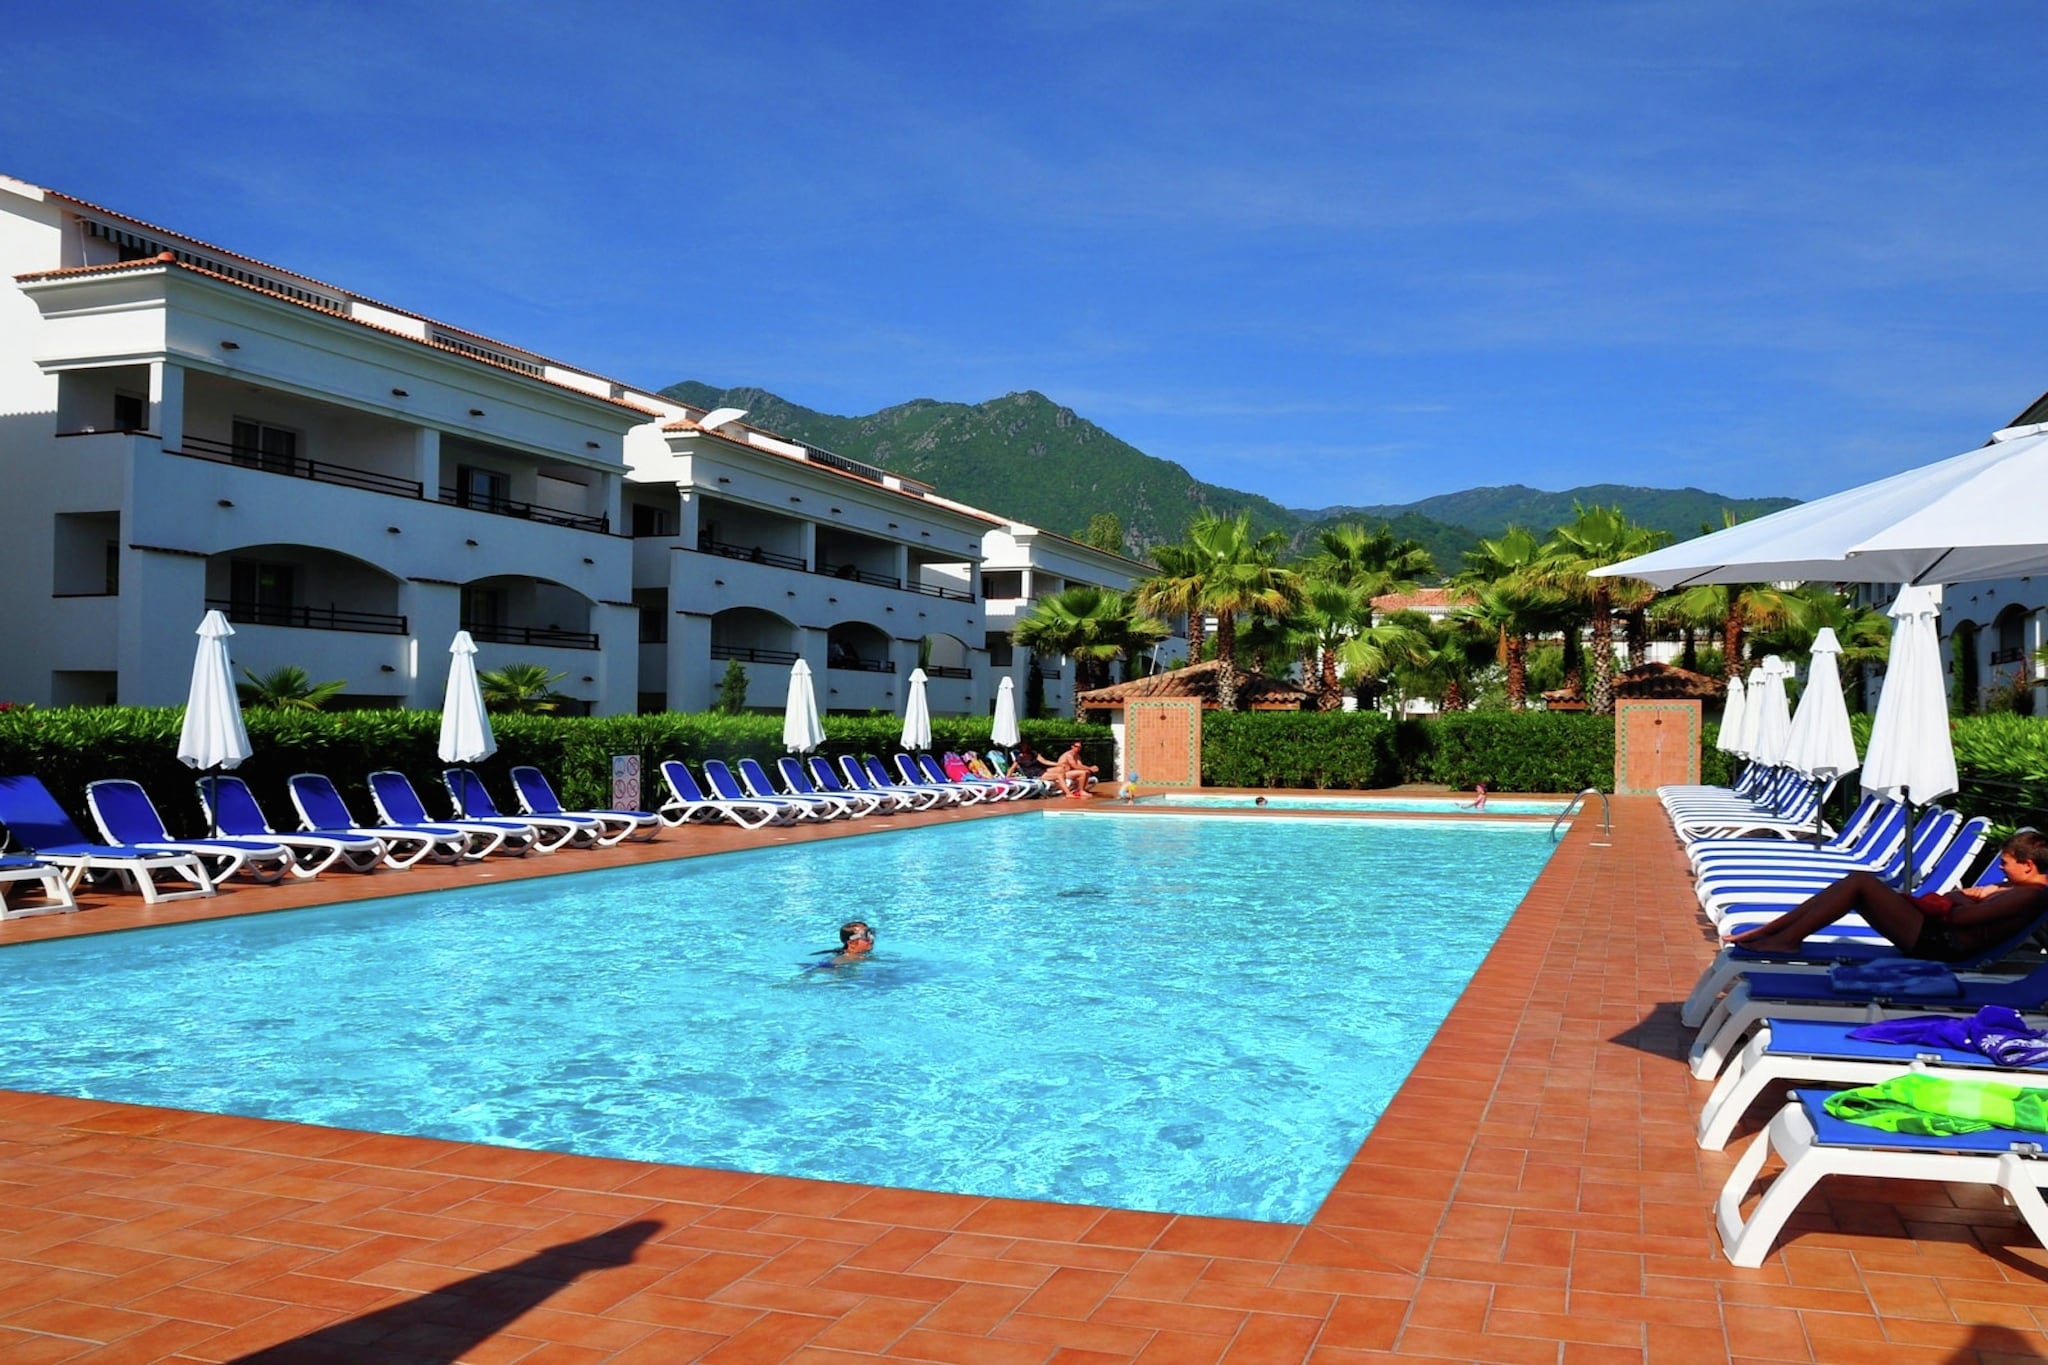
left=0, top=814, right=1556, bottom=1222
left=1140, top=792, right=1571, bottom=815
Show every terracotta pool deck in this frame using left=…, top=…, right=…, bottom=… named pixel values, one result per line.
left=1, top=793, right=2046, bottom=1362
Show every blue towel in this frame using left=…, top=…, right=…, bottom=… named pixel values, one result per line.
left=1851, top=1006, right=2048, bottom=1066
left=1827, top=959, right=1961, bottom=997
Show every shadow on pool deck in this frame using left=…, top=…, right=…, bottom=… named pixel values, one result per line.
left=0, top=792, right=2044, bottom=1360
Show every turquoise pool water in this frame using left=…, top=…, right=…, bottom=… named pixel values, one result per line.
left=1139, top=792, right=1570, bottom=815
left=0, top=814, right=1555, bottom=1222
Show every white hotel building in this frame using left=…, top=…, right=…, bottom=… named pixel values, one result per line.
left=0, top=174, right=1171, bottom=717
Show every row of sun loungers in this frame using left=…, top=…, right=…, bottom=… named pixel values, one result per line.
left=1659, top=761, right=2048, bottom=1265
left=0, top=750, right=1048, bottom=917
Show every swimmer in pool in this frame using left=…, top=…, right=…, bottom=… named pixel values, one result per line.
left=1459, top=783, right=1488, bottom=812
left=820, top=920, right=874, bottom=964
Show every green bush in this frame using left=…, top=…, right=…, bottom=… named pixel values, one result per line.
left=0, top=707, right=1108, bottom=839
left=1200, top=712, right=1399, bottom=789
left=1400, top=712, right=1617, bottom=793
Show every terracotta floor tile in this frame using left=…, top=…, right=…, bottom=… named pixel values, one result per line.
left=0, top=796, right=2040, bottom=1361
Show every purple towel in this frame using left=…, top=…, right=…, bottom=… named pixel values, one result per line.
left=1850, top=1006, right=2048, bottom=1066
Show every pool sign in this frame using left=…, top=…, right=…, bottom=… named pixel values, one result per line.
left=611, top=754, right=640, bottom=811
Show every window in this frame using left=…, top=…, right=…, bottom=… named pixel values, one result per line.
left=113, top=392, right=146, bottom=432
left=456, top=464, right=511, bottom=512
left=631, top=503, right=672, bottom=538
left=230, top=560, right=296, bottom=624
left=982, top=571, right=1024, bottom=600
left=462, top=586, right=504, bottom=632
left=231, top=419, right=298, bottom=474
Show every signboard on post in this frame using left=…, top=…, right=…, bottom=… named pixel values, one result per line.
left=612, top=754, right=641, bottom=812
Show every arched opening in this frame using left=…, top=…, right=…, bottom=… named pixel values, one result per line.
left=460, top=575, right=598, bottom=649
left=709, top=608, right=798, bottom=666
left=921, top=632, right=972, bottom=680
left=205, top=543, right=406, bottom=634
left=826, top=622, right=894, bottom=674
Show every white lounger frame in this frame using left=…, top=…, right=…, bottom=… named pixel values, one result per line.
left=1716, top=1092, right=2048, bottom=1267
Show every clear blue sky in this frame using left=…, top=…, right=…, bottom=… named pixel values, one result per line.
left=6, top=1, right=2042, bottom=511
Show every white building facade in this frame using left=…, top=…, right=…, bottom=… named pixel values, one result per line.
left=974, top=522, right=1186, bottom=717
left=0, top=173, right=1157, bottom=719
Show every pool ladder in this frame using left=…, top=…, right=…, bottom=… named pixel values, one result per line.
left=1550, top=787, right=1612, bottom=842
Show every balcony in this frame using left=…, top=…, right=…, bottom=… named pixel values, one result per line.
left=703, top=537, right=807, bottom=571
left=173, top=434, right=424, bottom=498
left=465, top=622, right=600, bottom=650
left=1992, top=646, right=2028, bottom=666
left=208, top=598, right=409, bottom=636
left=440, top=486, right=609, bottom=534
left=829, top=657, right=896, bottom=674
left=925, top=664, right=973, bottom=681
left=910, top=580, right=975, bottom=604
left=817, top=560, right=900, bottom=590
left=711, top=643, right=799, bottom=665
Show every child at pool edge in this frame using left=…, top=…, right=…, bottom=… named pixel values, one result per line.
left=1459, top=783, right=1488, bottom=812
left=1119, top=771, right=1139, bottom=803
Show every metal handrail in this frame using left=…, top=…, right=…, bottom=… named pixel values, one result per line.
left=1550, top=787, right=1611, bottom=842
left=173, top=434, right=425, bottom=498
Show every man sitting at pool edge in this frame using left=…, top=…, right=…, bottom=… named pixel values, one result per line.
left=1728, top=831, right=2048, bottom=960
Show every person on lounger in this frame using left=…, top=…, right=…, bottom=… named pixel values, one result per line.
left=1728, top=831, right=2048, bottom=960
left=1049, top=742, right=1099, bottom=799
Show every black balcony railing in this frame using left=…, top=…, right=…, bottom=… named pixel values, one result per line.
left=699, top=537, right=808, bottom=571
left=710, top=643, right=799, bottom=665
left=1992, top=646, right=2028, bottom=666
left=816, top=560, right=902, bottom=590
left=910, top=580, right=976, bottom=604
left=829, top=657, right=896, bottom=673
left=925, top=665, right=973, bottom=680
left=209, top=598, right=409, bottom=636
left=463, top=622, right=600, bottom=650
left=175, top=434, right=425, bottom=498
left=1036, top=665, right=1064, bottom=680
left=441, top=487, right=609, bottom=534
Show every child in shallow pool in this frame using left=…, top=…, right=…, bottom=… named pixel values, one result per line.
left=1458, top=783, right=1488, bottom=812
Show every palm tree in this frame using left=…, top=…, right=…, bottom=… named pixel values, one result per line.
left=478, top=662, right=568, bottom=714
left=1537, top=505, right=1665, bottom=715
left=237, top=665, right=346, bottom=711
left=1746, top=588, right=1890, bottom=711
left=1663, top=581, right=1811, bottom=679
left=1399, top=616, right=1498, bottom=712
left=1451, top=528, right=1551, bottom=710
left=1336, top=616, right=1431, bottom=711
left=1012, top=586, right=1167, bottom=693
left=1285, top=578, right=1369, bottom=710
left=1196, top=513, right=1300, bottom=709
left=1306, top=523, right=1435, bottom=601
left=1134, top=541, right=1209, bottom=667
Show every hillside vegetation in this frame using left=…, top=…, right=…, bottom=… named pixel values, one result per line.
left=663, top=381, right=1796, bottom=573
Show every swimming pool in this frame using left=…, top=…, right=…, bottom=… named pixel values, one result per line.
left=1138, top=792, right=1571, bottom=815
left=0, top=813, right=1556, bottom=1222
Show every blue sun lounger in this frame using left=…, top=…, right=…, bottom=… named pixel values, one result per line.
left=777, top=757, right=882, bottom=816
left=656, top=760, right=796, bottom=831
left=843, top=755, right=945, bottom=810
left=86, top=779, right=293, bottom=884
left=0, top=774, right=213, bottom=904
left=0, top=854, right=77, bottom=917
left=444, top=769, right=595, bottom=852
left=199, top=775, right=384, bottom=877
left=1679, top=846, right=2021, bottom=1029
left=368, top=771, right=535, bottom=857
left=702, top=759, right=824, bottom=822
left=1716, top=1088, right=2048, bottom=1266
left=892, top=753, right=988, bottom=804
left=1688, top=961, right=2048, bottom=1080
left=508, top=767, right=660, bottom=846
left=1697, top=1016, right=2048, bottom=1150
left=287, top=773, right=469, bottom=866
left=736, top=757, right=856, bottom=819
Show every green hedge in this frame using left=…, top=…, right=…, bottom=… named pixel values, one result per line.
left=0, top=707, right=1108, bottom=839
left=1200, top=712, right=1399, bottom=789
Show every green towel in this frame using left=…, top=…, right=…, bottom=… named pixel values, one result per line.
left=1824, top=1074, right=2048, bottom=1135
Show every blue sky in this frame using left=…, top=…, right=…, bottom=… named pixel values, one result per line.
left=6, top=1, right=2043, bottom=511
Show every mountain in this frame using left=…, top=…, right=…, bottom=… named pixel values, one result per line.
left=661, top=382, right=1796, bottom=576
